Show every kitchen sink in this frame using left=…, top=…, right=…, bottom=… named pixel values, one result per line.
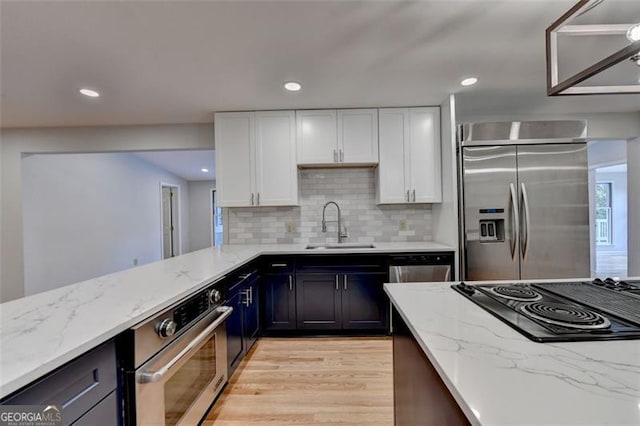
left=305, top=243, right=376, bottom=250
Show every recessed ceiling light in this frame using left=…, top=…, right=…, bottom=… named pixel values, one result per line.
left=626, top=23, right=640, bottom=42
left=283, top=81, right=302, bottom=92
left=79, top=88, right=100, bottom=98
left=201, top=168, right=209, bottom=173
left=461, top=77, right=478, bottom=87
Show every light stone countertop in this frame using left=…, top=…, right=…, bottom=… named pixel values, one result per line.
left=384, top=282, right=640, bottom=426
left=0, top=241, right=453, bottom=398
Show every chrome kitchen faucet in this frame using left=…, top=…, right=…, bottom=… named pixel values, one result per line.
left=321, top=201, right=348, bottom=243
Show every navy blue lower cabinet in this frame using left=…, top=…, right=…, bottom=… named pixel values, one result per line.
left=226, top=287, right=245, bottom=375
left=71, top=391, right=119, bottom=426
left=243, top=275, right=260, bottom=352
left=0, top=341, right=120, bottom=426
left=341, top=272, right=388, bottom=330
left=262, top=273, right=296, bottom=331
left=296, top=273, right=343, bottom=330
left=295, top=271, right=388, bottom=332
left=227, top=272, right=261, bottom=375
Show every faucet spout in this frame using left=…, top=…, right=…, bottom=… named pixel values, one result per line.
left=321, top=201, right=347, bottom=243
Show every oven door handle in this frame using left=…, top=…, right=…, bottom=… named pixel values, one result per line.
left=136, top=306, right=233, bottom=384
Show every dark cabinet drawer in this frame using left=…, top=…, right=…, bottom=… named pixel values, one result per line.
left=261, top=256, right=295, bottom=274
left=71, top=391, right=119, bottom=426
left=2, top=341, right=117, bottom=426
left=296, top=255, right=386, bottom=273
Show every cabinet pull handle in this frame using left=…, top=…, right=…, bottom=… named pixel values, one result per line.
left=241, top=290, right=250, bottom=306
left=343, top=275, right=348, bottom=291
left=406, top=190, right=410, bottom=202
left=257, top=192, right=260, bottom=205
left=289, top=275, right=293, bottom=291
left=333, top=149, right=338, bottom=163
left=335, top=275, right=339, bottom=291
left=412, top=189, right=416, bottom=202
left=340, top=149, right=344, bottom=162
left=271, top=263, right=287, bottom=267
left=248, top=286, right=253, bottom=305
left=251, top=193, right=254, bottom=206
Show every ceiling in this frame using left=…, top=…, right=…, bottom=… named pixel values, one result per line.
left=133, top=150, right=215, bottom=181
left=1, top=0, right=639, bottom=128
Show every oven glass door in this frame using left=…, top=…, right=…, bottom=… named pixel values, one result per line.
left=164, top=333, right=218, bottom=424
left=135, top=307, right=231, bottom=426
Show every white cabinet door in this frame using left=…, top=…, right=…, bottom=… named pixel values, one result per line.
left=296, top=110, right=337, bottom=165
left=408, top=107, right=441, bottom=203
left=338, top=109, right=379, bottom=164
left=214, top=112, right=255, bottom=207
left=377, top=108, right=409, bottom=204
left=255, top=111, right=298, bottom=206
left=377, top=107, right=442, bottom=204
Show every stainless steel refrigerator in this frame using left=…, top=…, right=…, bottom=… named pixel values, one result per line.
left=458, top=121, right=590, bottom=281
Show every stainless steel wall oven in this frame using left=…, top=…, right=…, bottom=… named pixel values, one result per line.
left=121, top=278, right=232, bottom=425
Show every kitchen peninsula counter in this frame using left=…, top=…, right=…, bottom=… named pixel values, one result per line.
left=384, top=282, right=640, bottom=426
left=0, top=242, right=452, bottom=398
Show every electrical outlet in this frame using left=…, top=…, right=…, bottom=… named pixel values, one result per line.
left=399, top=219, right=408, bottom=231
left=285, top=222, right=296, bottom=233
left=133, top=258, right=138, bottom=266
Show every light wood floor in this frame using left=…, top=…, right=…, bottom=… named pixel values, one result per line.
left=203, top=337, right=393, bottom=426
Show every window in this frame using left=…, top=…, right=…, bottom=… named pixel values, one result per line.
left=595, top=182, right=612, bottom=245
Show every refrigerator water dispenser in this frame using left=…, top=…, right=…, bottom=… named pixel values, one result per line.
left=479, top=219, right=504, bottom=242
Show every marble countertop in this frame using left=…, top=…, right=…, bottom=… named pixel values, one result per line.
left=384, top=282, right=640, bottom=426
left=0, top=241, right=453, bottom=398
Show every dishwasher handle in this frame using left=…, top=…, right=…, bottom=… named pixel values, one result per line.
left=389, top=264, right=452, bottom=283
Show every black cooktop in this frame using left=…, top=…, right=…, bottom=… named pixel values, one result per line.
left=452, top=279, right=640, bottom=342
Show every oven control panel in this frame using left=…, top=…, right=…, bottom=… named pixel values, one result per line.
left=173, top=292, right=210, bottom=332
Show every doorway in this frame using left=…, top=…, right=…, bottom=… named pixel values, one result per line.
left=587, top=140, right=628, bottom=278
left=211, top=190, right=223, bottom=246
left=161, top=183, right=181, bottom=259
left=594, top=165, right=628, bottom=277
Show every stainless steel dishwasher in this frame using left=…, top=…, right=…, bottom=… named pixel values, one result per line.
left=388, top=253, right=454, bottom=332
left=389, top=253, right=454, bottom=283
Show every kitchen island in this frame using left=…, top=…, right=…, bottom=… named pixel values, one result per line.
left=0, top=242, right=452, bottom=399
left=384, top=282, right=640, bottom=426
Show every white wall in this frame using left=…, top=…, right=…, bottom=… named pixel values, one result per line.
left=22, top=153, right=190, bottom=296
left=1, top=123, right=213, bottom=302
left=432, top=94, right=460, bottom=279
left=628, top=137, right=640, bottom=276
left=188, top=180, right=216, bottom=252
left=588, top=140, right=627, bottom=167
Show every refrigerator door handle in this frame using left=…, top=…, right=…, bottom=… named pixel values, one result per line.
left=520, top=182, right=531, bottom=261
left=509, top=183, right=520, bottom=261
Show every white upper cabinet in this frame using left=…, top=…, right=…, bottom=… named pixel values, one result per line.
left=408, top=108, right=441, bottom=203
left=215, top=112, right=254, bottom=207
left=377, top=107, right=441, bottom=204
left=377, top=109, right=408, bottom=204
left=215, top=111, right=298, bottom=207
left=297, top=109, right=378, bottom=166
left=338, top=109, right=379, bottom=164
left=296, top=110, right=337, bottom=165
left=255, top=111, right=298, bottom=206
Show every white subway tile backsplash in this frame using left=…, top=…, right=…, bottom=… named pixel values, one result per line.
left=227, top=168, right=433, bottom=244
